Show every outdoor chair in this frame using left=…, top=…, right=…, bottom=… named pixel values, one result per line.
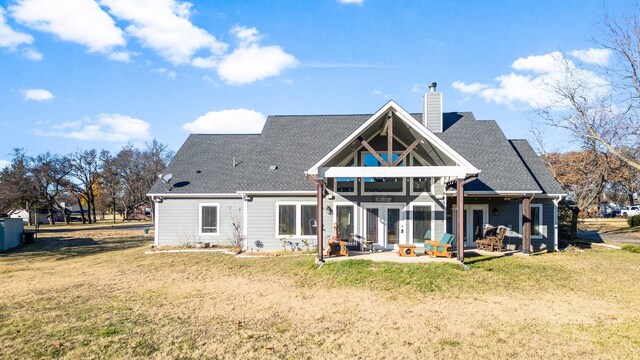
left=476, top=227, right=508, bottom=252
left=424, top=232, right=454, bottom=258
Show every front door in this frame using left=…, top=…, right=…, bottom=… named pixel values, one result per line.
left=452, top=205, right=488, bottom=247
left=363, top=204, right=405, bottom=249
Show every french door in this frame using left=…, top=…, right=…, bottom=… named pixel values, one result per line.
left=363, top=204, right=405, bottom=249
left=451, top=205, right=488, bottom=247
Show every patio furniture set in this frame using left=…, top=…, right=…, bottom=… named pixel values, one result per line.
left=326, top=224, right=509, bottom=259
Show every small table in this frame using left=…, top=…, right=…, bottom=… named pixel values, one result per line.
left=398, top=244, right=417, bottom=257
left=361, top=240, right=375, bottom=252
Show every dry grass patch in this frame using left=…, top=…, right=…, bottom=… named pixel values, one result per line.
left=1, top=226, right=639, bottom=359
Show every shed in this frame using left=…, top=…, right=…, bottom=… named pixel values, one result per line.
left=0, top=218, right=24, bottom=251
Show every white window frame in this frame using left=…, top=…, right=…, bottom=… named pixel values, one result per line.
left=409, top=154, right=436, bottom=195
left=409, top=202, right=435, bottom=244
left=275, top=202, right=317, bottom=238
left=360, top=151, right=406, bottom=195
left=199, top=203, right=220, bottom=236
left=333, top=153, right=357, bottom=196
left=519, top=203, right=544, bottom=239
left=333, top=202, right=359, bottom=241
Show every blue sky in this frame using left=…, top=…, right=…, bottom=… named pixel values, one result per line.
left=0, top=0, right=631, bottom=168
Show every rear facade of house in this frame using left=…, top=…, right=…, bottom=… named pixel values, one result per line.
left=148, top=89, right=565, bottom=253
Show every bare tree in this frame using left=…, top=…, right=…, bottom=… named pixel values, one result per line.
left=68, top=149, right=100, bottom=223
left=28, top=152, right=72, bottom=225
left=540, top=11, right=640, bottom=170
left=542, top=150, right=610, bottom=238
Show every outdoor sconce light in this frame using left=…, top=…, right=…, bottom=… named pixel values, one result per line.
left=326, top=206, right=333, bottom=215
left=493, top=207, right=499, bottom=216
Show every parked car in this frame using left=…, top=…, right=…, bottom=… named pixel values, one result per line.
left=604, top=209, right=621, bottom=218
left=620, top=206, right=640, bottom=218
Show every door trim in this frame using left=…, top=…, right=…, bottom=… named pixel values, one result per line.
left=451, top=204, right=489, bottom=247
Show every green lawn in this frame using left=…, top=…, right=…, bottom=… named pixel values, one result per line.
left=1, top=226, right=639, bottom=359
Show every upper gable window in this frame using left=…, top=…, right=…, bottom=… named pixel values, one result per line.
left=335, top=157, right=356, bottom=195
left=410, top=155, right=434, bottom=194
left=362, top=152, right=405, bottom=194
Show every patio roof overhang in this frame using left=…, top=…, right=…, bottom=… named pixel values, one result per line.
left=317, top=165, right=469, bottom=179
left=306, top=100, right=480, bottom=179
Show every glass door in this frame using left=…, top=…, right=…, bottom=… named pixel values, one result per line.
left=362, top=204, right=406, bottom=250
left=452, top=205, right=488, bottom=247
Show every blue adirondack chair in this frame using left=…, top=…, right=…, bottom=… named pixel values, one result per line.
left=424, top=232, right=454, bottom=258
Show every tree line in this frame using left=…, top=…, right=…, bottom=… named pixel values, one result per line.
left=0, top=140, right=173, bottom=225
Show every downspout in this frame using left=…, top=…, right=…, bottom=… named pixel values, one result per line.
left=305, top=173, right=325, bottom=266
left=552, top=196, right=562, bottom=252
left=241, top=193, right=249, bottom=252
left=151, top=196, right=161, bottom=247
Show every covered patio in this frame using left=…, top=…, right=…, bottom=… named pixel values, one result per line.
left=323, top=248, right=521, bottom=264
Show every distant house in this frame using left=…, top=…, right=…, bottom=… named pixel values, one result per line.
left=125, top=200, right=152, bottom=221
left=148, top=85, right=565, bottom=260
left=8, top=209, right=48, bottom=225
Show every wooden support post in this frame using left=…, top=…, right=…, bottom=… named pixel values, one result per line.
left=456, top=178, right=465, bottom=262
left=393, top=138, right=421, bottom=166
left=357, top=136, right=388, bottom=166
left=317, top=181, right=324, bottom=261
left=387, top=113, right=393, bottom=166
left=522, top=196, right=531, bottom=255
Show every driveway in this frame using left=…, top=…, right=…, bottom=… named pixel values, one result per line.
left=578, top=230, right=640, bottom=245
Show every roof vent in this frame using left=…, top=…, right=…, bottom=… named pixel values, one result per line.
left=269, top=165, right=278, bottom=171
left=423, top=81, right=442, bottom=133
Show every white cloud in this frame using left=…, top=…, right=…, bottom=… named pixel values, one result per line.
left=451, top=81, right=489, bottom=94
left=108, top=51, right=132, bottom=62
left=0, top=160, right=10, bottom=170
left=569, top=48, right=612, bottom=66
left=10, top=0, right=125, bottom=54
left=452, top=51, right=609, bottom=108
left=0, top=6, right=33, bottom=49
left=36, top=113, right=151, bottom=142
left=182, top=109, right=266, bottom=134
left=23, top=88, right=54, bottom=101
left=100, top=0, right=227, bottom=65
left=155, top=67, right=177, bottom=79
left=230, top=25, right=262, bottom=47
left=338, top=0, right=364, bottom=4
left=21, top=47, right=42, bottom=60
left=217, top=26, right=297, bottom=85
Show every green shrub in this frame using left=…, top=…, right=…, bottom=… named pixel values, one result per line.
left=621, top=244, right=640, bottom=253
left=627, top=215, right=640, bottom=227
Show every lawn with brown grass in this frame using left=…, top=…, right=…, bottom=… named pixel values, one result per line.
left=1, top=225, right=639, bottom=359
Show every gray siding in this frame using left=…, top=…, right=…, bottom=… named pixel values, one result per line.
left=446, top=197, right=557, bottom=251
left=156, top=197, right=243, bottom=247
left=424, top=92, right=442, bottom=133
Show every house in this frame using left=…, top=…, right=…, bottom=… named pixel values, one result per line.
left=148, top=85, right=565, bottom=261
left=8, top=209, right=48, bottom=225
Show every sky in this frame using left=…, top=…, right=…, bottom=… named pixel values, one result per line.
left=0, top=0, right=633, bottom=169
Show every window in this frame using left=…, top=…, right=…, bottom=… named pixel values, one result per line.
left=199, top=203, right=219, bottom=235
left=519, top=203, right=543, bottom=239
left=335, top=157, right=356, bottom=194
left=301, top=205, right=317, bottom=236
left=276, top=203, right=317, bottom=237
left=335, top=204, right=356, bottom=241
left=362, top=152, right=405, bottom=194
left=410, top=156, right=433, bottom=194
left=278, top=205, right=296, bottom=235
left=411, top=204, right=433, bottom=245
left=531, top=205, right=542, bottom=237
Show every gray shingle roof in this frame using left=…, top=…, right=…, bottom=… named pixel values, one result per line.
left=509, top=139, right=565, bottom=195
left=149, top=112, right=563, bottom=196
left=436, top=114, right=542, bottom=192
